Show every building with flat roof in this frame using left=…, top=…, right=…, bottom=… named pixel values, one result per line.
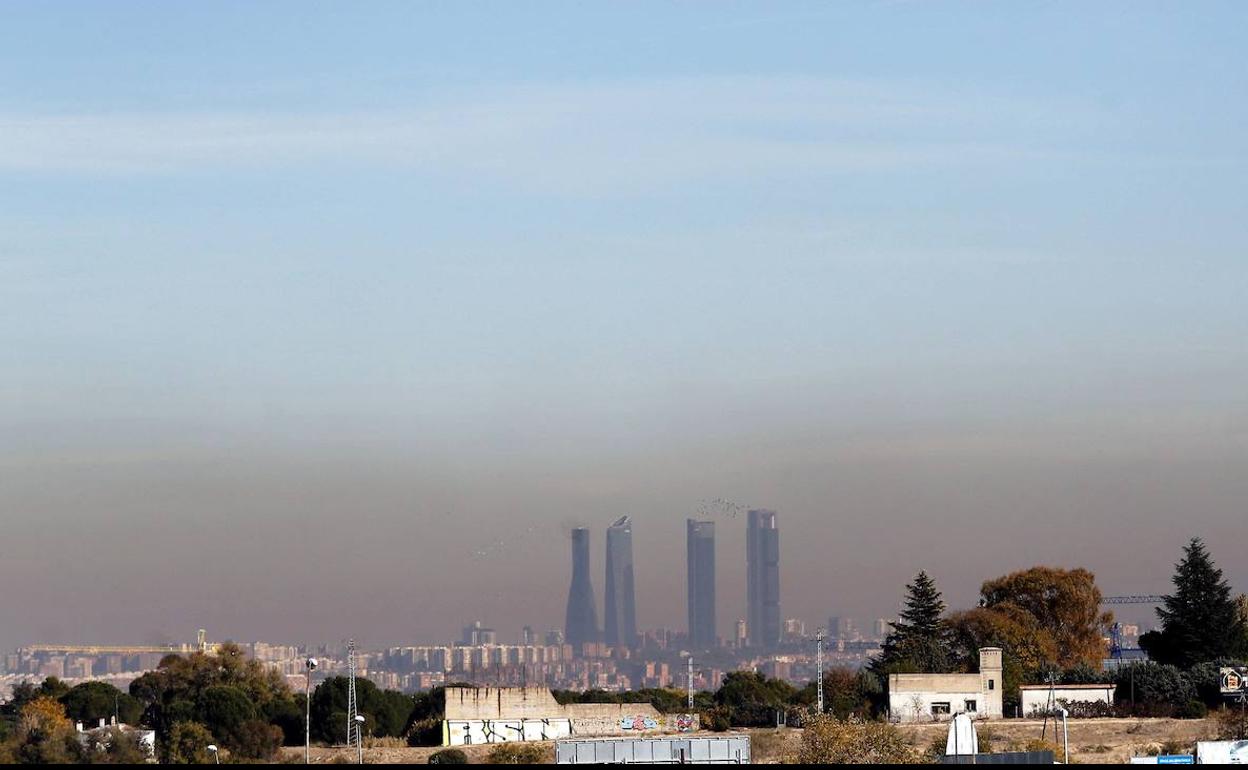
left=887, top=648, right=1003, bottom=722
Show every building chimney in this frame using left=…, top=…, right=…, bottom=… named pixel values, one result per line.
left=76, top=721, right=84, bottom=733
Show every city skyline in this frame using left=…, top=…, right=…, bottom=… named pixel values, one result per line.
left=3, top=1, right=1247, bottom=655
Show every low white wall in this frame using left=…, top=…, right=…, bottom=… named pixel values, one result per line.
left=444, top=717, right=573, bottom=746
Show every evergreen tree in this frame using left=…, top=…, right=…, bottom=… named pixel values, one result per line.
left=872, top=571, right=951, bottom=674
left=1140, top=538, right=1246, bottom=667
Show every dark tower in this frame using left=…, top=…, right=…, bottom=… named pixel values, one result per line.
left=604, top=516, right=638, bottom=649
left=746, top=509, right=781, bottom=649
left=564, top=527, right=599, bottom=651
left=686, top=519, right=717, bottom=650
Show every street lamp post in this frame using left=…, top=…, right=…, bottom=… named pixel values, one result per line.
left=305, top=657, right=318, bottom=765
left=1057, top=707, right=1069, bottom=766
left=354, top=715, right=366, bottom=764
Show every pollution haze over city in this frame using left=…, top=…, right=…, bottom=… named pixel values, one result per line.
left=2, top=0, right=1247, bottom=658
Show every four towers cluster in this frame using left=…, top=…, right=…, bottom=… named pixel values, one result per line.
left=565, top=509, right=781, bottom=651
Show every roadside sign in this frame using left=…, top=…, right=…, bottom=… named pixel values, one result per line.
left=1222, top=667, right=1248, bottom=695
left=1156, top=756, right=1194, bottom=765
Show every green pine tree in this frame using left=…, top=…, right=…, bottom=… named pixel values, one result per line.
left=872, top=571, right=951, bottom=674
left=1140, top=538, right=1246, bottom=668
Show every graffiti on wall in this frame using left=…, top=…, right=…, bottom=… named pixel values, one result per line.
left=445, top=718, right=573, bottom=747
left=619, top=715, right=659, bottom=730
left=674, top=714, right=695, bottom=732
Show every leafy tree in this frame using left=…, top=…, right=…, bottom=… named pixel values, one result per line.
left=162, top=720, right=217, bottom=764
left=81, top=726, right=154, bottom=764
left=794, top=668, right=876, bottom=719
left=129, top=643, right=298, bottom=749
left=872, top=571, right=952, bottom=674
left=1140, top=539, right=1247, bottom=667
left=712, top=671, right=796, bottom=727
left=979, top=566, right=1111, bottom=669
left=36, top=677, right=71, bottom=701
left=309, top=676, right=415, bottom=743
left=1112, top=662, right=1195, bottom=716
left=12, top=695, right=83, bottom=764
left=232, top=719, right=284, bottom=760
left=60, top=681, right=142, bottom=727
left=199, top=684, right=256, bottom=751
left=793, top=714, right=922, bottom=764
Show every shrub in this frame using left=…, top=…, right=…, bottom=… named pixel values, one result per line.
left=429, top=748, right=469, bottom=764
left=486, top=742, right=549, bottom=764
left=701, top=705, right=732, bottom=732
left=793, top=715, right=923, bottom=764
left=1175, top=700, right=1208, bottom=719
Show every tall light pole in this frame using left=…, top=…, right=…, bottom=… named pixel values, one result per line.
left=304, top=657, right=318, bottom=764
left=815, top=629, right=826, bottom=715
left=354, top=715, right=365, bottom=765
left=1057, top=707, right=1069, bottom=765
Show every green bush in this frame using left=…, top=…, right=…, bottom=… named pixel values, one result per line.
left=429, top=748, right=469, bottom=764
left=1176, top=700, right=1208, bottom=719
left=486, top=742, right=548, bottom=764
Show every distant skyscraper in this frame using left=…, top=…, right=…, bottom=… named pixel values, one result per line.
left=686, top=519, right=717, bottom=650
left=604, top=516, right=638, bottom=649
left=746, top=509, right=781, bottom=649
left=564, top=528, right=599, bottom=651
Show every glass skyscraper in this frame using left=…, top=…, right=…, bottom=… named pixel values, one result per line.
left=603, top=516, right=637, bottom=649
left=564, top=527, right=599, bottom=650
left=746, top=509, right=781, bottom=649
left=686, top=519, right=717, bottom=650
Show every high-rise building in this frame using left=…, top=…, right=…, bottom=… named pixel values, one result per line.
left=746, top=509, right=781, bottom=649
left=564, top=528, right=599, bottom=651
left=686, top=519, right=717, bottom=650
left=604, top=516, right=638, bottom=649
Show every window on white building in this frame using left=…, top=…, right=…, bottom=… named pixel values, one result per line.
left=965, top=700, right=977, bottom=712
left=931, top=702, right=951, bottom=716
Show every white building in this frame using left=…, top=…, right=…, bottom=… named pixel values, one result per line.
left=887, top=647, right=1003, bottom=722
left=1019, top=683, right=1115, bottom=717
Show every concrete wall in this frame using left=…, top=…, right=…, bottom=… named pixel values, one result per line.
left=445, top=718, right=573, bottom=746
left=444, top=686, right=564, bottom=721
left=1020, top=685, right=1115, bottom=717
left=442, top=686, right=695, bottom=746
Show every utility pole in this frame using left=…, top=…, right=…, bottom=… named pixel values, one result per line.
left=814, top=629, right=826, bottom=715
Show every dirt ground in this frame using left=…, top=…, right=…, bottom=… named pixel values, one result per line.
left=748, top=718, right=1220, bottom=764
left=281, top=718, right=1219, bottom=764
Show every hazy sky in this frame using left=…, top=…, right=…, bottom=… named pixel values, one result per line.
left=3, top=1, right=1247, bottom=653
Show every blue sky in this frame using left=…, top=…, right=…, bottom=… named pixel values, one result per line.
left=2, top=2, right=1246, bottom=648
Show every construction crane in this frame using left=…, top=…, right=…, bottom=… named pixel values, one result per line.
left=1101, top=595, right=1165, bottom=664
left=1102, top=595, right=1166, bottom=605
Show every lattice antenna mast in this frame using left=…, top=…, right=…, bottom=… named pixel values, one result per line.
left=815, top=628, right=826, bottom=714
left=687, top=656, right=695, bottom=711
left=346, top=639, right=359, bottom=750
